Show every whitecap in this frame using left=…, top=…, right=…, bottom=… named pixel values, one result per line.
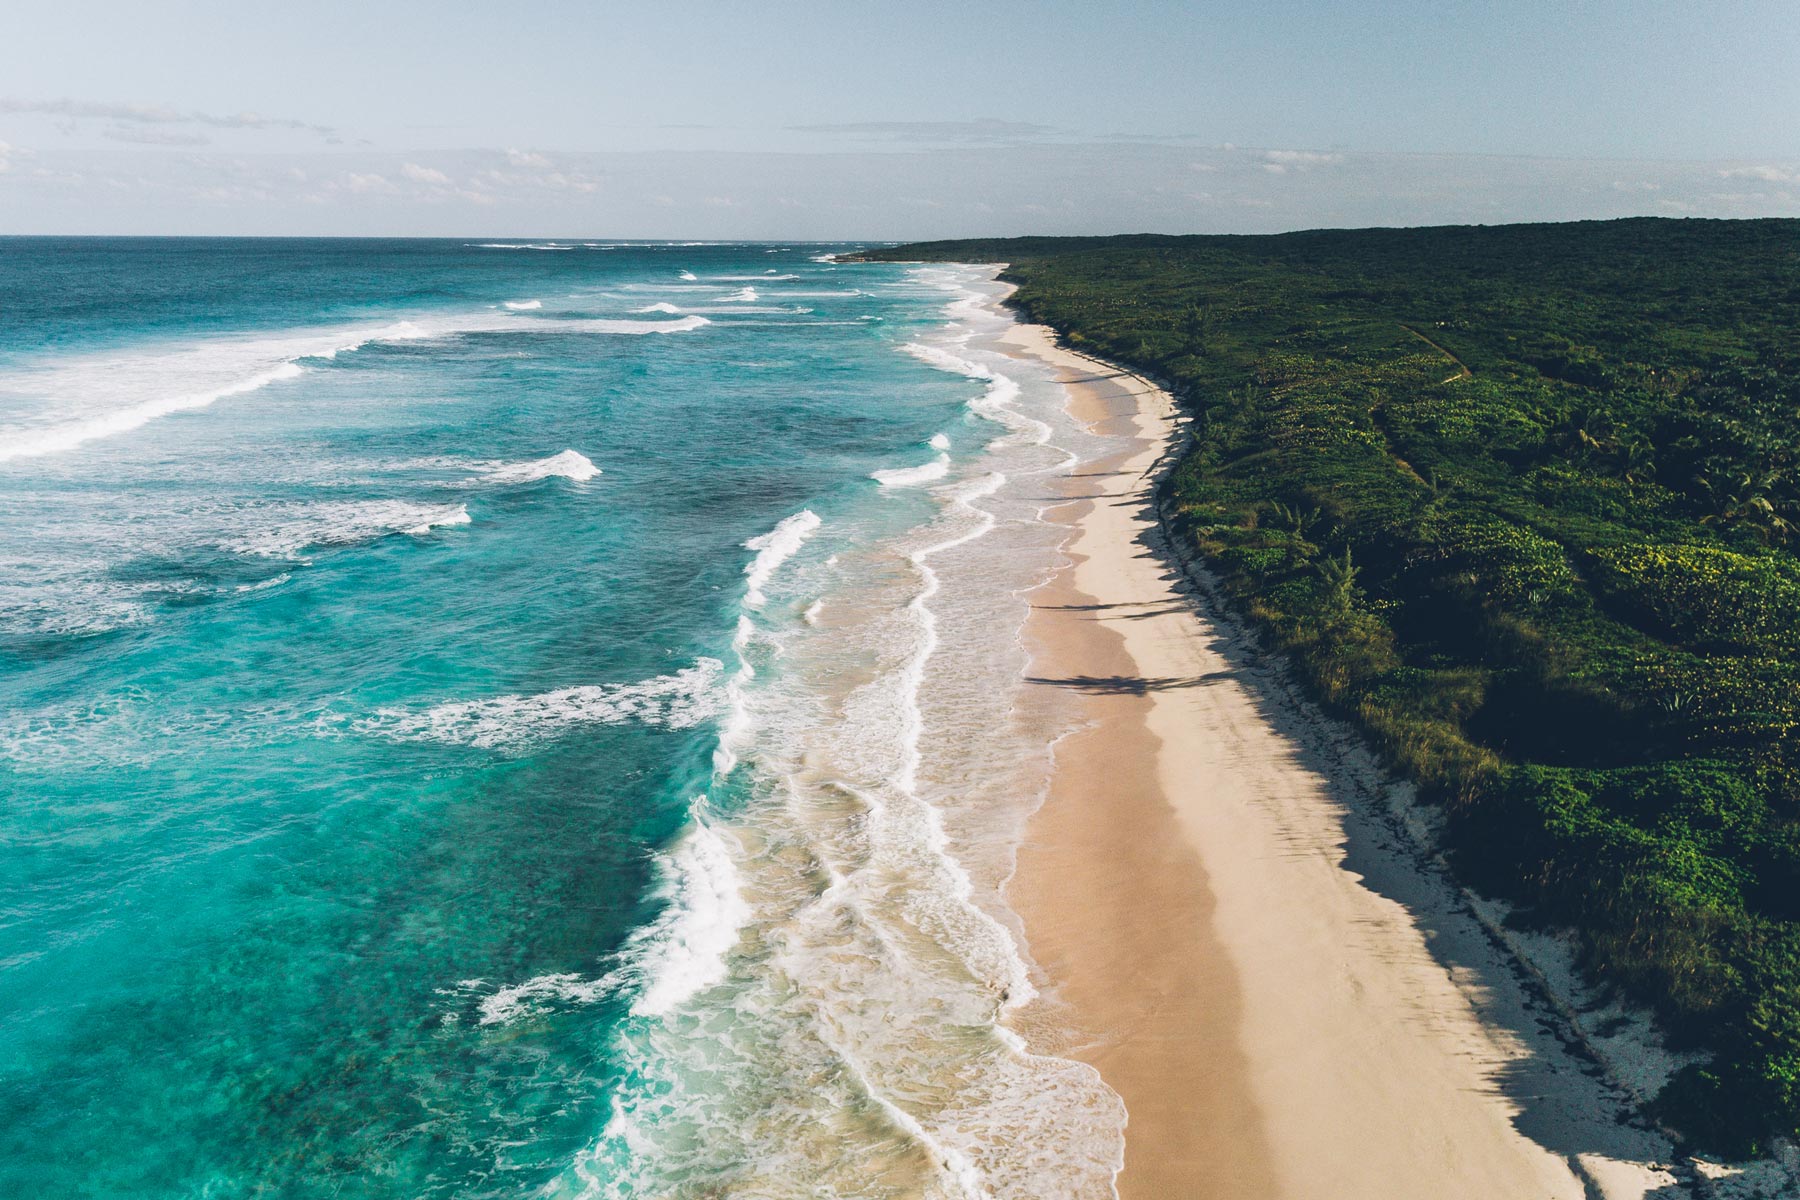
left=503, top=298, right=542, bottom=310
left=220, top=500, right=470, bottom=558
left=0, top=310, right=701, bottom=463
left=0, top=360, right=307, bottom=462
left=403, top=506, right=471, bottom=536
left=678, top=270, right=698, bottom=281
left=477, top=973, right=617, bottom=1026
left=473, top=816, right=749, bottom=1025
left=625, top=818, right=752, bottom=1016
left=569, top=315, right=709, bottom=335
left=742, top=510, right=820, bottom=609
left=711, top=614, right=758, bottom=778
left=717, top=287, right=758, bottom=303
left=902, top=341, right=989, bottom=379
left=233, top=573, right=292, bottom=594
left=354, top=658, right=724, bottom=750
left=632, top=302, right=683, bottom=314
left=871, top=454, right=951, bottom=487
left=473, top=449, right=600, bottom=484
left=929, top=432, right=951, bottom=451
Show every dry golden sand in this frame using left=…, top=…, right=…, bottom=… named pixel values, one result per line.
left=1001, top=321, right=1674, bottom=1200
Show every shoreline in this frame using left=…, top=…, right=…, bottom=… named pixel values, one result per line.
left=998, top=317, right=1698, bottom=1199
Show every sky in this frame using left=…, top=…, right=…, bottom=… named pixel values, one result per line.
left=2, top=0, right=1797, bottom=236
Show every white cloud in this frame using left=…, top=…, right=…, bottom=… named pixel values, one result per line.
left=504, top=148, right=552, bottom=168
left=401, top=162, right=450, bottom=185
left=1719, top=164, right=1794, bottom=183
left=0, top=96, right=334, bottom=137
left=342, top=172, right=396, bottom=194
left=102, top=125, right=210, bottom=147
left=1264, top=149, right=1346, bottom=170
left=474, top=166, right=597, bottom=193
left=789, top=119, right=1057, bottom=145
left=0, top=140, right=10, bottom=172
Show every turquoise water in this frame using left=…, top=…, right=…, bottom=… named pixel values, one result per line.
left=0, top=240, right=1124, bottom=1197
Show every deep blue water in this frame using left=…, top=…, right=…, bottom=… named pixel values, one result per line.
left=0, top=239, right=1010, bottom=1196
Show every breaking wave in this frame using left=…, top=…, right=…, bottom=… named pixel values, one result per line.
left=353, top=658, right=725, bottom=751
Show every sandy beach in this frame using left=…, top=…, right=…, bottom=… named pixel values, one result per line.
left=1002, top=320, right=1695, bottom=1200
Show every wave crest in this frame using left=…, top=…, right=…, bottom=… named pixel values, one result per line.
left=474, top=449, right=600, bottom=484
left=220, top=500, right=470, bottom=558
left=742, top=510, right=821, bottom=609
left=871, top=453, right=951, bottom=487
left=354, top=659, right=725, bottom=751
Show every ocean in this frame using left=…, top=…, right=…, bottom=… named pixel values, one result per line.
left=0, top=238, right=1125, bottom=1198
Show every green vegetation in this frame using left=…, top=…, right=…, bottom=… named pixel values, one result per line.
left=859, top=219, right=1800, bottom=1153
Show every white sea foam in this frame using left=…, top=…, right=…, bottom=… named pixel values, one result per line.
left=473, top=449, right=600, bottom=484
left=474, top=817, right=750, bottom=1026
left=929, top=433, right=951, bottom=451
left=678, top=270, right=698, bottom=281
left=474, top=242, right=574, bottom=251
left=0, top=360, right=306, bottom=462
left=803, top=599, right=824, bottom=625
left=742, top=509, right=820, bottom=609
left=404, top=506, right=472, bottom=536
left=717, top=510, right=823, bottom=778
left=624, top=819, right=752, bottom=1016
left=632, top=302, right=683, bottom=314
left=503, top=299, right=543, bottom=310
left=871, top=453, right=951, bottom=487
left=713, top=615, right=757, bottom=777
left=717, top=287, right=758, bottom=303
left=0, top=312, right=704, bottom=462
left=477, top=972, right=617, bottom=1026
left=234, top=572, right=292, bottom=594
left=902, top=341, right=988, bottom=379
left=902, top=341, right=1048, bottom=448
left=356, top=658, right=725, bottom=750
left=220, top=500, right=470, bottom=557
left=564, top=315, right=710, bottom=335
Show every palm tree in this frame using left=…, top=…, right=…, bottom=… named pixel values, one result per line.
left=1554, top=406, right=1617, bottom=461
left=1697, top=469, right=1795, bottom=544
left=1619, top=439, right=1658, bottom=486
left=1317, top=545, right=1362, bottom=610
left=1268, top=501, right=1321, bottom=536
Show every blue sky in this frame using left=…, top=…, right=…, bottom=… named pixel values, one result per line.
left=2, top=0, right=1797, bottom=235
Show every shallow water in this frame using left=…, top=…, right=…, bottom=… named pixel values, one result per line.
left=0, top=239, right=1125, bottom=1197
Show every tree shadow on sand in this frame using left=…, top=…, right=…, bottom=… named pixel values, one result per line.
left=1025, top=672, right=1232, bottom=695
